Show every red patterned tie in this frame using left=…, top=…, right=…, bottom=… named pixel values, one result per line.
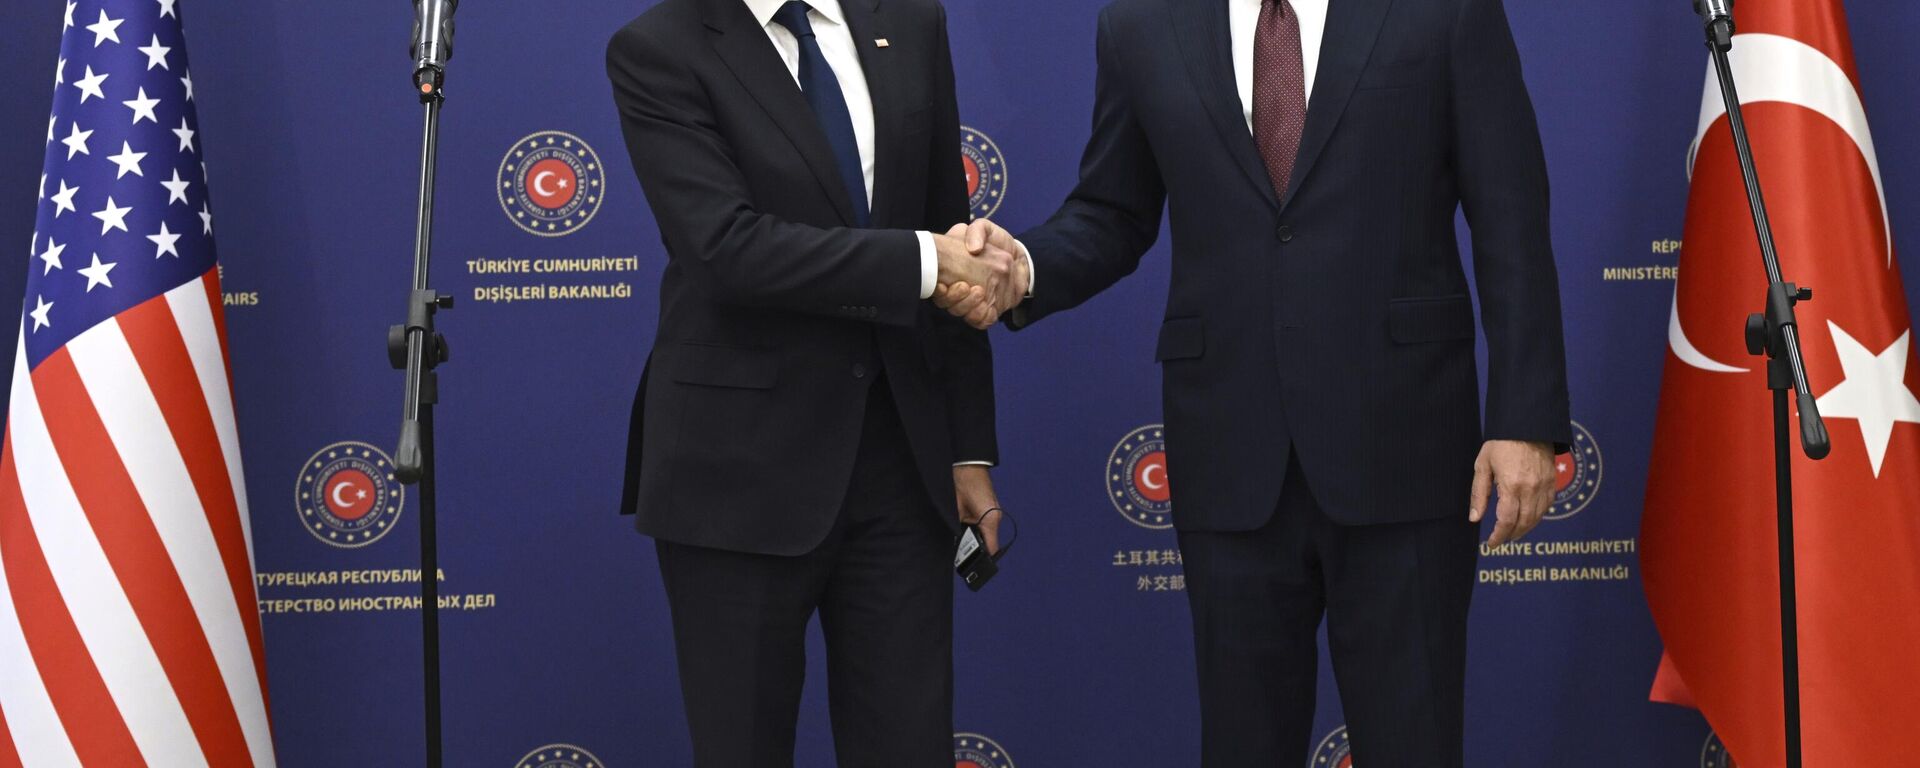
left=1252, top=0, right=1306, bottom=199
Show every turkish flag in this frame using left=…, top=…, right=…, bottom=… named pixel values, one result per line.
left=1642, top=1, right=1920, bottom=765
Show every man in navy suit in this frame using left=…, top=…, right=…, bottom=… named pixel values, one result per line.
left=942, top=0, right=1571, bottom=764
left=606, top=0, right=1029, bottom=764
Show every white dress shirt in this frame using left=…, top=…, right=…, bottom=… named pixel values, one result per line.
left=1230, top=0, right=1330, bottom=134
left=742, top=0, right=942, bottom=300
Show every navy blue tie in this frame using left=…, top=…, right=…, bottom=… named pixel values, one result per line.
left=770, top=1, right=871, bottom=227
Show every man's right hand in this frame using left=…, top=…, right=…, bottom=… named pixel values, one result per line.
left=933, top=230, right=1015, bottom=329
left=933, top=218, right=1028, bottom=329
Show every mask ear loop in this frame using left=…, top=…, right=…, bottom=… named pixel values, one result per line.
left=976, top=507, right=1015, bottom=562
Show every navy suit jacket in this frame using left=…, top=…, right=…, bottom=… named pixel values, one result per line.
left=607, top=0, right=996, bottom=555
left=1013, top=0, right=1571, bottom=529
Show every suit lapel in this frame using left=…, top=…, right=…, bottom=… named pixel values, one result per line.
left=1170, top=0, right=1278, bottom=212
left=703, top=0, right=859, bottom=226
left=840, top=0, right=899, bottom=228
left=1280, top=0, right=1394, bottom=210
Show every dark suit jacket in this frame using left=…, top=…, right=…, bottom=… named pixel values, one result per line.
left=1014, top=0, right=1571, bottom=529
left=606, top=0, right=995, bottom=556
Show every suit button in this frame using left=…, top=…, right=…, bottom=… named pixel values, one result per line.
left=1276, top=225, right=1294, bottom=243
left=851, top=363, right=868, bottom=379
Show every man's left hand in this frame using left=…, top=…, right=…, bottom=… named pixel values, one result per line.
left=1469, top=440, right=1556, bottom=547
left=954, top=465, right=1004, bottom=555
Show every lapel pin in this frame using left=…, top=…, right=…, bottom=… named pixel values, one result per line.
left=874, top=38, right=891, bottom=48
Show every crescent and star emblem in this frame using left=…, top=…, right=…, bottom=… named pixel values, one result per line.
left=1140, top=464, right=1166, bottom=491
left=1670, top=33, right=1887, bottom=374
left=531, top=170, right=565, bottom=198
left=329, top=480, right=361, bottom=509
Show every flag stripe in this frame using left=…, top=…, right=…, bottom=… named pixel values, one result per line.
left=32, top=348, right=231, bottom=767
left=201, top=271, right=231, bottom=386
left=171, top=275, right=256, bottom=575
left=67, top=316, right=272, bottom=767
left=0, top=699, right=21, bottom=768
left=0, top=441, right=91, bottom=768
left=119, top=293, right=270, bottom=714
left=7, top=338, right=195, bottom=766
left=171, top=276, right=272, bottom=724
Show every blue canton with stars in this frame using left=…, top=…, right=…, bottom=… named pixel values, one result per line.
left=25, top=0, right=216, bottom=369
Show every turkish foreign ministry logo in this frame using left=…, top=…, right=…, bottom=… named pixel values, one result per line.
left=954, top=732, right=1015, bottom=768
left=961, top=126, right=1007, bottom=220
left=1108, top=424, right=1173, bottom=529
left=1547, top=420, right=1603, bottom=521
left=514, top=744, right=605, bottom=768
left=1701, top=732, right=1737, bottom=768
left=498, top=130, right=605, bottom=237
left=295, top=441, right=404, bottom=548
left=1310, top=725, right=1353, bottom=768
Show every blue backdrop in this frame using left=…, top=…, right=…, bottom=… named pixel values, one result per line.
left=3, top=1, right=1919, bottom=765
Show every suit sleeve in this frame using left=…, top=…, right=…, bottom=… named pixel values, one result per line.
left=926, top=4, right=999, bottom=465
left=1008, top=7, right=1167, bottom=330
left=606, top=24, right=923, bottom=326
left=1450, top=0, right=1573, bottom=449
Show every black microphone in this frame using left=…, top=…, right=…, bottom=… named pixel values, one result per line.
left=410, top=0, right=458, bottom=97
left=1693, top=0, right=1734, bottom=50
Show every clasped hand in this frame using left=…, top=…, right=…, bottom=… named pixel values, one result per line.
left=930, top=218, right=1027, bottom=330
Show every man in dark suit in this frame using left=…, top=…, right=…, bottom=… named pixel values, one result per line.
left=941, top=0, right=1570, bottom=764
left=605, top=0, right=1027, bottom=763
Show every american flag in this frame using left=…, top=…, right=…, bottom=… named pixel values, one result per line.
left=0, top=1, right=274, bottom=765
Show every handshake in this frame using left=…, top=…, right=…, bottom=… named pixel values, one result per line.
left=930, top=218, right=1027, bottom=330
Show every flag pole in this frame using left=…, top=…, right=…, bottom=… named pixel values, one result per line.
left=1692, top=3, right=1833, bottom=766
left=388, top=2, right=459, bottom=766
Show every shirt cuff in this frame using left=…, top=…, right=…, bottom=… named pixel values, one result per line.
left=915, top=231, right=938, bottom=299
left=1015, top=238, right=1034, bottom=298
left=953, top=460, right=996, bottom=467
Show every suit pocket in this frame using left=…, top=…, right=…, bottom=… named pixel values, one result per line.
left=1388, top=295, right=1476, bottom=344
left=670, top=342, right=779, bottom=389
left=1154, top=317, right=1206, bottom=361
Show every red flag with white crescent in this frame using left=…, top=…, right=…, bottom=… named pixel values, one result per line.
left=1642, top=1, right=1920, bottom=764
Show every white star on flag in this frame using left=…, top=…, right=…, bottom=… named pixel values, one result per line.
left=73, top=66, right=108, bottom=102
left=147, top=222, right=182, bottom=258
left=86, top=9, right=124, bottom=47
left=161, top=168, right=191, bottom=204
left=173, top=117, right=196, bottom=152
left=29, top=295, right=53, bottom=331
left=46, top=114, right=56, bottom=144
left=124, top=87, right=161, bottom=124
left=49, top=180, right=79, bottom=217
left=77, top=253, right=117, bottom=292
left=1816, top=322, right=1920, bottom=478
left=63, top=0, right=75, bottom=29
left=60, top=122, right=92, bottom=159
left=160, top=0, right=178, bottom=18
left=138, top=35, right=171, bottom=70
left=107, top=141, right=148, bottom=179
left=38, top=238, right=66, bottom=274
left=92, top=196, right=133, bottom=234
left=199, top=201, right=214, bottom=235
left=54, top=58, right=66, bottom=87
left=181, top=70, right=194, bottom=101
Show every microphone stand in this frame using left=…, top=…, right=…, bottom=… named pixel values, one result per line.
left=1694, top=6, right=1832, bottom=767
left=387, top=7, right=455, bottom=764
